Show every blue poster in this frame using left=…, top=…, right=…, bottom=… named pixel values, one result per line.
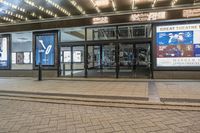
left=36, top=34, right=55, bottom=65
left=156, top=31, right=193, bottom=45
left=194, top=44, right=200, bottom=57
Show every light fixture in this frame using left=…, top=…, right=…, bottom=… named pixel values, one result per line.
left=111, top=0, right=116, bottom=11
left=95, top=0, right=110, bottom=7
left=0, top=0, right=26, bottom=13
left=90, top=0, right=101, bottom=13
left=45, top=0, right=71, bottom=16
left=2, top=10, right=28, bottom=20
left=152, top=0, right=157, bottom=8
left=0, top=16, right=15, bottom=22
left=171, top=0, right=178, bottom=6
left=69, top=0, right=86, bottom=15
left=132, top=0, right=136, bottom=10
left=24, top=0, right=57, bottom=17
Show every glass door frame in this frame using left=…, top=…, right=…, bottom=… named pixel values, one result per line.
left=59, top=43, right=85, bottom=77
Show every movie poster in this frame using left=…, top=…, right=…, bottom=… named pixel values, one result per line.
left=156, top=24, right=200, bottom=67
left=73, top=51, right=82, bottom=62
left=0, top=37, right=8, bottom=67
left=35, top=34, right=55, bottom=66
left=64, top=51, right=71, bottom=62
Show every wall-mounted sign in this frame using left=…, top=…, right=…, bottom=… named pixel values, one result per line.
left=130, top=12, right=166, bottom=22
left=92, top=17, right=109, bottom=24
left=0, top=37, right=9, bottom=68
left=35, top=34, right=55, bottom=66
left=156, top=23, right=200, bottom=67
left=183, top=9, right=200, bottom=18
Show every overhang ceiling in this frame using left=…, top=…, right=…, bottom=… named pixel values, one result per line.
left=0, top=0, right=199, bottom=25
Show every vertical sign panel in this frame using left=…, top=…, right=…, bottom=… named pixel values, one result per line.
left=35, top=34, right=55, bottom=66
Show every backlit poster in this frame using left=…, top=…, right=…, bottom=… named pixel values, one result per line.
left=73, top=51, right=81, bottom=62
left=64, top=51, right=71, bottom=62
left=35, top=34, right=55, bottom=65
left=0, top=37, right=8, bottom=67
left=156, top=23, right=200, bottom=67
left=24, top=52, right=31, bottom=64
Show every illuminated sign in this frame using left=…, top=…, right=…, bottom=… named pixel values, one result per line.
left=35, top=34, right=55, bottom=66
left=130, top=12, right=166, bottom=22
left=0, top=37, right=9, bottom=68
left=92, top=17, right=109, bottom=24
left=183, top=9, right=200, bottom=18
left=156, top=23, right=200, bottom=67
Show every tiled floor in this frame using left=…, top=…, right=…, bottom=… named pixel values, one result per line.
left=0, top=99, right=200, bottom=133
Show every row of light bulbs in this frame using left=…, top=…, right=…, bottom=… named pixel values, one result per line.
left=24, top=0, right=57, bottom=18
left=3, top=10, right=28, bottom=20
left=0, top=16, right=14, bottom=22
left=45, top=0, right=71, bottom=16
left=69, top=0, right=86, bottom=15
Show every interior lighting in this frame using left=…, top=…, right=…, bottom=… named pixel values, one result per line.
left=171, top=0, right=178, bottom=6
left=24, top=0, right=57, bottom=17
left=152, top=0, right=157, bottom=8
left=0, top=16, right=14, bottom=22
left=69, top=0, right=86, bottom=15
left=45, top=0, right=71, bottom=16
left=111, top=0, right=116, bottom=11
left=132, top=0, right=136, bottom=10
left=95, top=0, right=109, bottom=7
left=0, top=0, right=26, bottom=13
left=2, top=10, right=28, bottom=20
left=90, top=0, right=101, bottom=13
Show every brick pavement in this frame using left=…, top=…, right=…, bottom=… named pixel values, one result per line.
left=0, top=99, right=200, bottom=133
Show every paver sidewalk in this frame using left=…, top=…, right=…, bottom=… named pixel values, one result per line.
left=0, top=78, right=200, bottom=104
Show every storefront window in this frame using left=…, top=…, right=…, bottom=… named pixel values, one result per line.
left=61, top=27, right=85, bottom=42
left=11, top=32, right=33, bottom=70
left=87, top=27, right=117, bottom=40
left=118, top=25, right=151, bottom=39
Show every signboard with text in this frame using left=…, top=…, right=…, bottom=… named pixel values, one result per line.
left=156, top=23, right=200, bottom=67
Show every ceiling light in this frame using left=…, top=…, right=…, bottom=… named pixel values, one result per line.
left=90, top=0, right=101, bottom=13
left=69, top=0, right=86, bottom=15
left=111, top=0, right=116, bottom=11
left=45, top=0, right=71, bottom=16
left=95, top=0, right=109, bottom=7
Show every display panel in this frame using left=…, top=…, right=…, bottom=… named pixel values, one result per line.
left=64, top=51, right=71, bottom=62
left=156, top=23, right=200, bottom=67
left=0, top=37, right=9, bottom=68
left=35, top=34, right=55, bottom=66
left=73, top=51, right=82, bottom=62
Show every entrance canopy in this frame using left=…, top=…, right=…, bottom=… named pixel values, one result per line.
left=0, top=0, right=199, bottom=25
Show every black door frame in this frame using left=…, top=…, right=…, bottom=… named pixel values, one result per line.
left=59, top=39, right=152, bottom=78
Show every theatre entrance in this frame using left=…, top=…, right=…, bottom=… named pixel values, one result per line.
left=86, top=42, right=151, bottom=78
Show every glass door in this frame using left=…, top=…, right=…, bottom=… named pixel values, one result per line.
left=135, top=43, right=151, bottom=78
left=118, top=43, right=151, bottom=78
left=87, top=43, right=116, bottom=78
left=119, top=44, right=136, bottom=78
left=60, top=45, right=85, bottom=77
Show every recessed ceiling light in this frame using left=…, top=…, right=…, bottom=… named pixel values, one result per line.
left=95, top=0, right=110, bottom=7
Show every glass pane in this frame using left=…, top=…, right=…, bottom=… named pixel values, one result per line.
left=11, top=32, right=32, bottom=70
left=87, top=27, right=116, bottom=40
left=73, top=46, right=85, bottom=77
left=119, top=44, right=135, bottom=78
left=60, top=47, right=71, bottom=76
left=61, top=27, right=85, bottom=42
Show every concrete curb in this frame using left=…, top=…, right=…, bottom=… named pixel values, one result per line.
left=0, top=90, right=200, bottom=111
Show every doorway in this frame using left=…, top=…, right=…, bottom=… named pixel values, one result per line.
left=87, top=43, right=116, bottom=78
left=60, top=45, right=85, bottom=77
left=119, top=43, right=151, bottom=78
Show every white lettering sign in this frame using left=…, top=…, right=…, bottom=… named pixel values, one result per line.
left=93, top=17, right=109, bottom=24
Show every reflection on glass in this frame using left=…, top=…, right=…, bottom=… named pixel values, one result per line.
left=61, top=28, right=85, bottom=42
left=87, top=27, right=116, bottom=40
left=11, top=32, right=32, bottom=69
